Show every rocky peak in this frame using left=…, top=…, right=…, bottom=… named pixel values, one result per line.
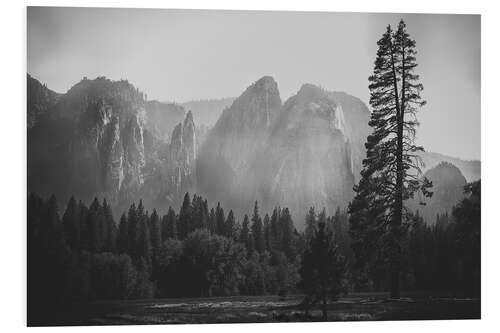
left=27, top=76, right=148, bottom=203
left=409, top=162, right=467, bottom=224
left=27, top=74, right=60, bottom=128
left=425, top=162, right=466, bottom=185
left=216, top=75, right=282, bottom=133
left=170, top=111, right=196, bottom=165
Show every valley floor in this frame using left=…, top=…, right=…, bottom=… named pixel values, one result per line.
left=38, top=293, right=480, bottom=326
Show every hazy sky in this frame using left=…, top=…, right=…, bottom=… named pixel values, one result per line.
left=27, top=7, right=480, bottom=160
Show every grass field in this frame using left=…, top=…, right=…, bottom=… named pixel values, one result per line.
left=47, top=293, right=480, bottom=326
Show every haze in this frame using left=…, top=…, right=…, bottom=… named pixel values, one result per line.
left=27, top=7, right=480, bottom=160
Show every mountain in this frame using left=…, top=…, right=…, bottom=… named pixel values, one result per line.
left=260, top=84, right=361, bottom=220
left=144, top=100, right=186, bottom=141
left=419, top=151, right=480, bottom=182
left=196, top=76, right=282, bottom=214
left=27, top=76, right=196, bottom=213
left=27, top=74, right=480, bottom=227
left=27, top=74, right=60, bottom=128
left=182, top=97, right=235, bottom=127
left=409, top=162, right=467, bottom=224
left=197, top=78, right=370, bottom=226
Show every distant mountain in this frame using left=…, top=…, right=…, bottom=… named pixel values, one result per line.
left=27, top=74, right=60, bottom=128
left=419, top=151, right=480, bottom=182
left=182, top=97, right=235, bottom=127
left=409, top=162, right=467, bottom=224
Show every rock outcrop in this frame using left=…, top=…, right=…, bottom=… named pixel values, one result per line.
left=28, top=77, right=148, bottom=203
left=168, top=111, right=196, bottom=194
left=196, top=76, right=282, bottom=213
left=409, top=162, right=467, bottom=224
left=261, top=84, right=357, bottom=221
left=197, top=78, right=368, bottom=226
left=27, top=76, right=197, bottom=212
left=418, top=151, right=480, bottom=183
left=27, top=74, right=60, bottom=128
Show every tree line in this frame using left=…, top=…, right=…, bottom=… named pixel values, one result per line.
left=28, top=179, right=480, bottom=324
left=27, top=191, right=349, bottom=322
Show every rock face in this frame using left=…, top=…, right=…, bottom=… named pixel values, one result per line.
left=168, top=111, right=196, bottom=195
left=27, top=74, right=60, bottom=128
left=409, top=162, right=467, bottom=224
left=418, top=151, right=480, bottom=183
left=262, top=84, right=357, bottom=221
left=28, top=77, right=148, bottom=202
left=27, top=76, right=197, bottom=212
left=196, top=77, right=282, bottom=212
left=145, top=100, right=186, bottom=141
left=197, top=78, right=368, bottom=226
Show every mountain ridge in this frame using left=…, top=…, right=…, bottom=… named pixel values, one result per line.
left=27, top=74, right=480, bottom=225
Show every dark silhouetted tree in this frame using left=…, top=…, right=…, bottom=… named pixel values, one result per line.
left=453, top=181, right=481, bottom=296
left=62, top=196, right=80, bottom=251
left=162, top=207, right=177, bottom=240
left=149, top=209, right=162, bottom=251
left=349, top=19, right=432, bottom=298
left=251, top=201, right=265, bottom=253
left=305, top=207, right=316, bottom=242
left=102, top=199, right=116, bottom=252
left=116, top=213, right=129, bottom=254
left=178, top=193, right=193, bottom=239
left=299, top=221, right=346, bottom=320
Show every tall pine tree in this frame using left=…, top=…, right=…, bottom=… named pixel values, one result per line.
left=349, top=20, right=431, bottom=298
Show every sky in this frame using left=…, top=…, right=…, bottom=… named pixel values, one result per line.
left=27, top=7, right=480, bottom=160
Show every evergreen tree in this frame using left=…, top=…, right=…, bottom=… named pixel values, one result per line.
left=77, top=200, right=89, bottom=251
left=192, top=194, right=208, bottom=230
left=136, top=216, right=152, bottom=274
left=240, top=214, right=253, bottom=254
left=305, top=207, right=317, bottom=242
left=162, top=207, right=177, bottom=240
left=263, top=213, right=271, bottom=251
left=116, top=213, right=129, bottom=254
left=215, top=202, right=225, bottom=236
left=280, top=208, right=295, bottom=259
left=299, top=221, right=346, bottom=320
left=225, top=210, right=236, bottom=239
left=127, top=203, right=138, bottom=256
left=208, top=207, right=216, bottom=234
left=270, top=207, right=281, bottom=250
left=251, top=201, right=265, bottom=253
left=149, top=209, right=162, bottom=250
left=62, top=196, right=80, bottom=251
left=87, top=198, right=104, bottom=252
left=178, top=193, right=192, bottom=239
left=348, top=20, right=432, bottom=298
left=452, top=181, right=481, bottom=296
left=102, top=199, right=116, bottom=252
